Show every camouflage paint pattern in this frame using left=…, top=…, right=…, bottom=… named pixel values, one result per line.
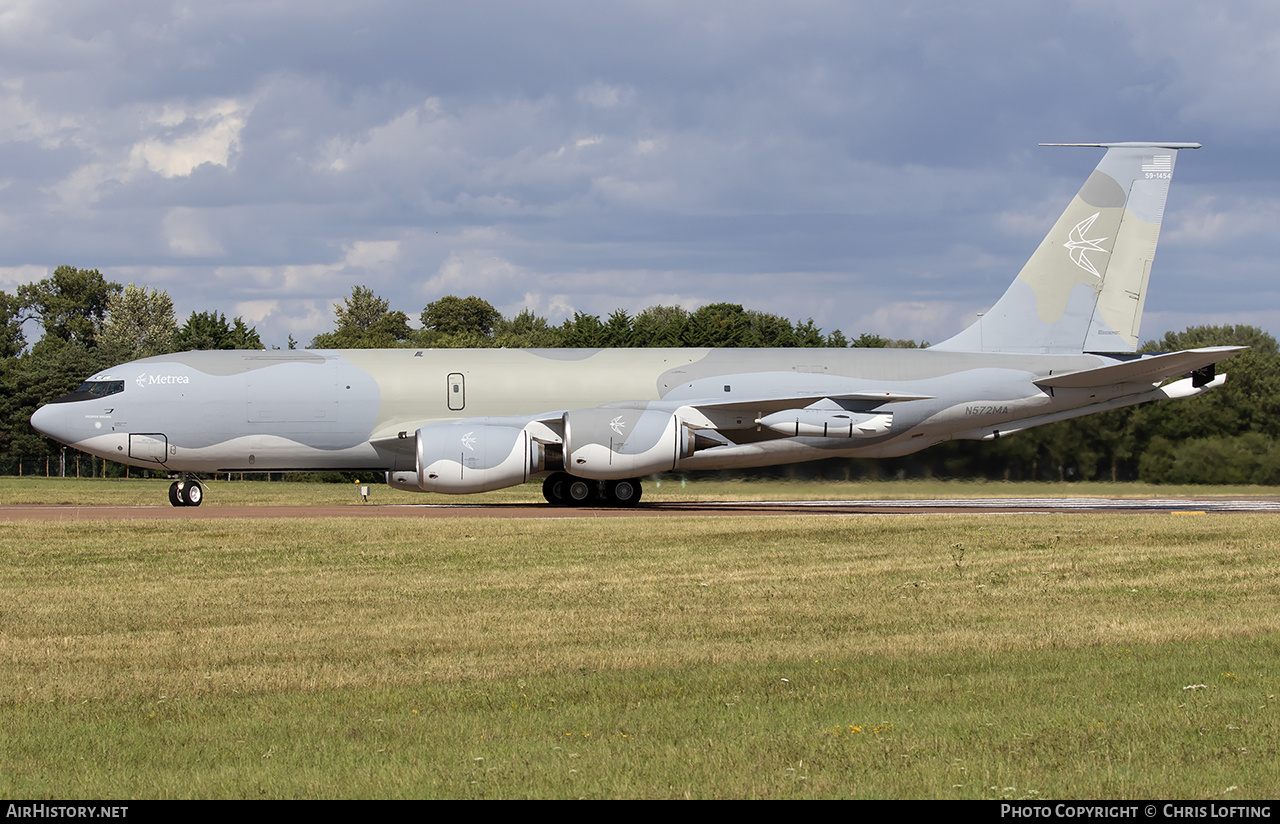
left=936, top=143, right=1197, bottom=354
left=30, top=143, right=1238, bottom=496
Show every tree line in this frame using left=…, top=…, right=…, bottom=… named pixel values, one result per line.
left=3, top=267, right=1277, bottom=484
left=309, top=287, right=892, bottom=350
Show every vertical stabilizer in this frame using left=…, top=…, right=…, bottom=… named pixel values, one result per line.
left=935, top=142, right=1199, bottom=354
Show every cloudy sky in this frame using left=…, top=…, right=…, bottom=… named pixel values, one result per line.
left=2, top=0, right=1277, bottom=348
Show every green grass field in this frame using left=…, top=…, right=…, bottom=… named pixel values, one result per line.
left=4, top=474, right=1280, bottom=507
left=1, top=479, right=1278, bottom=798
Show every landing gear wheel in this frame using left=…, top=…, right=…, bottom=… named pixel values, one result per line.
left=567, top=478, right=593, bottom=505
left=168, top=481, right=184, bottom=507
left=606, top=479, right=642, bottom=507
left=181, top=481, right=203, bottom=507
left=542, top=472, right=570, bottom=506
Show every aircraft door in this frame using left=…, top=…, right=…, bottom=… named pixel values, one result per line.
left=129, top=433, right=169, bottom=464
left=447, top=373, right=465, bottom=411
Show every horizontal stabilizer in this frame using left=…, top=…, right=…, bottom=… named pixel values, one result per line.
left=1033, top=346, right=1244, bottom=389
left=957, top=373, right=1228, bottom=442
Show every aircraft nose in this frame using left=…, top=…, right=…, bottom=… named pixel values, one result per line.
left=30, top=403, right=70, bottom=442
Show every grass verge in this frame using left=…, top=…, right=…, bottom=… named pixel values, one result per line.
left=2, top=512, right=1278, bottom=797
left=3, top=475, right=1280, bottom=507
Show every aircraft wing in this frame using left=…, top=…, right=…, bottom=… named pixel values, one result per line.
left=666, top=389, right=934, bottom=412
left=372, top=388, right=933, bottom=459
left=375, top=388, right=932, bottom=441
left=648, top=390, right=932, bottom=436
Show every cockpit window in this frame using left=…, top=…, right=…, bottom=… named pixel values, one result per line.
left=75, top=380, right=125, bottom=397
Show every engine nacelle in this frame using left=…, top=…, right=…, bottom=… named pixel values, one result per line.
left=414, top=423, right=547, bottom=493
left=563, top=406, right=695, bottom=480
left=386, top=470, right=420, bottom=492
left=756, top=409, right=892, bottom=438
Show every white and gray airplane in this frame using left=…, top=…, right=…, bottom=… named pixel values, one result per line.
left=31, top=143, right=1240, bottom=507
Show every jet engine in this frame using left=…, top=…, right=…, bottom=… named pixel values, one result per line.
left=563, top=406, right=698, bottom=480
left=412, top=422, right=548, bottom=493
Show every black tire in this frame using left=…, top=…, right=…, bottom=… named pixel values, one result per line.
left=168, top=481, right=184, bottom=507
left=567, top=478, right=593, bottom=505
left=182, top=481, right=203, bottom=507
left=607, top=479, right=642, bottom=507
left=542, top=472, right=570, bottom=505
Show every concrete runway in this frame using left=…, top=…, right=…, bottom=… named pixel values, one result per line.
left=4, top=496, right=1280, bottom=520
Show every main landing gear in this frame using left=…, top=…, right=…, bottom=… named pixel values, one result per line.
left=541, top=472, right=642, bottom=507
left=168, top=477, right=204, bottom=507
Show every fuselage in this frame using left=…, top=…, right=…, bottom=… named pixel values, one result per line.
left=30, top=345, right=1138, bottom=476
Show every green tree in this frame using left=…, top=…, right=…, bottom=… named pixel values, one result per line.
left=1, top=337, right=107, bottom=458
left=603, top=309, right=634, bottom=347
left=853, top=333, right=888, bottom=348
left=174, top=311, right=264, bottom=351
left=744, top=311, right=797, bottom=347
left=791, top=318, right=826, bottom=348
left=17, top=266, right=121, bottom=348
left=979, top=324, right=1280, bottom=484
left=228, top=318, right=264, bottom=350
left=559, top=312, right=607, bottom=347
left=0, top=291, right=24, bottom=359
left=684, top=303, right=748, bottom=347
left=1140, top=433, right=1280, bottom=485
left=1139, top=325, right=1280, bottom=443
left=493, top=309, right=563, bottom=348
left=1142, top=325, right=1279, bottom=356
left=632, top=305, right=687, bottom=347
left=312, top=286, right=412, bottom=348
left=97, top=283, right=178, bottom=363
left=1127, top=325, right=1280, bottom=484
left=421, top=295, right=503, bottom=337
left=851, top=334, right=923, bottom=348
left=3, top=267, right=121, bottom=464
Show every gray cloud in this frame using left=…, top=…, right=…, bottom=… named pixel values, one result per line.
left=0, top=0, right=1276, bottom=348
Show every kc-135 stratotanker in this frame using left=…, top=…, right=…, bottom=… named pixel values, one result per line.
left=32, top=143, right=1238, bottom=507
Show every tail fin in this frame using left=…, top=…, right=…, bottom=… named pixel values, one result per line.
left=935, top=142, right=1200, bottom=354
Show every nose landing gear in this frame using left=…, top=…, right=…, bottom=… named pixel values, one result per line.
left=168, top=477, right=204, bottom=507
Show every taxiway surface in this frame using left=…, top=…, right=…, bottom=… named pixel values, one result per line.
left=4, top=497, right=1280, bottom=521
